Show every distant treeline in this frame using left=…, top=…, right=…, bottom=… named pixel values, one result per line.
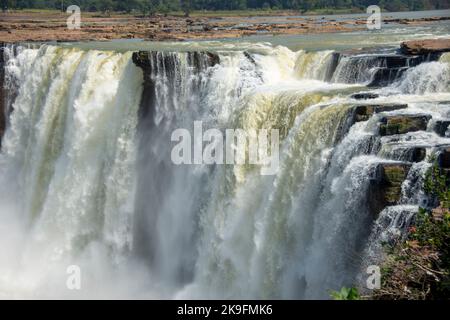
left=1, top=0, right=449, bottom=15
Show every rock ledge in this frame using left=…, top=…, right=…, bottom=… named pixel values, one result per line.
left=400, top=38, right=450, bottom=55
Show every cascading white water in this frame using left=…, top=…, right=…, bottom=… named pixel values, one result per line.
left=0, top=41, right=449, bottom=299
left=0, top=45, right=149, bottom=298
left=389, top=52, right=450, bottom=95
left=395, top=61, right=450, bottom=94
left=331, top=55, right=387, bottom=84
left=294, top=50, right=335, bottom=81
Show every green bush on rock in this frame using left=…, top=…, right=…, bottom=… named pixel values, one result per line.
left=371, top=161, right=450, bottom=300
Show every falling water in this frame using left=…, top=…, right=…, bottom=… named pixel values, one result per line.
left=0, top=40, right=449, bottom=299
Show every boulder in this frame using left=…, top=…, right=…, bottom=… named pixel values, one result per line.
left=400, top=38, right=450, bottom=55
left=437, top=147, right=450, bottom=169
left=391, top=146, right=427, bottom=163
left=419, top=194, right=440, bottom=210
left=323, top=52, right=341, bottom=82
left=132, top=51, right=220, bottom=120
left=350, top=92, right=379, bottom=100
left=187, top=51, right=220, bottom=71
left=379, top=114, right=431, bottom=136
left=132, top=51, right=154, bottom=76
left=334, top=47, right=441, bottom=87
left=368, top=67, right=408, bottom=87
left=434, top=120, right=450, bottom=137
left=411, top=147, right=427, bottom=163
left=132, top=51, right=220, bottom=73
left=352, top=104, right=408, bottom=122
left=368, top=162, right=412, bottom=216
left=244, top=51, right=256, bottom=64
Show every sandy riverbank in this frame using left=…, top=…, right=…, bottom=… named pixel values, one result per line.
left=1, top=10, right=449, bottom=43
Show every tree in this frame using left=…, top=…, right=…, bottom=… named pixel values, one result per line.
left=180, top=0, right=190, bottom=17
left=1, top=0, right=449, bottom=13
left=98, top=0, right=114, bottom=13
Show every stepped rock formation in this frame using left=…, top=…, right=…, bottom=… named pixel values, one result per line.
left=368, top=163, right=412, bottom=216
left=401, top=38, right=450, bottom=55
left=379, top=114, right=431, bottom=136
left=352, top=104, right=408, bottom=123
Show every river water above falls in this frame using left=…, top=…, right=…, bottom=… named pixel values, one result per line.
left=0, top=25, right=450, bottom=299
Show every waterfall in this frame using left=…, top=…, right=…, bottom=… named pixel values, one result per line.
left=0, top=45, right=145, bottom=298
left=394, top=61, right=450, bottom=94
left=294, top=50, right=336, bottom=81
left=387, top=52, right=450, bottom=95
left=2, top=44, right=24, bottom=118
left=331, top=55, right=387, bottom=84
left=0, top=41, right=449, bottom=299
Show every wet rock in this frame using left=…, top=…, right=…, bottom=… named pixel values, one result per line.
left=244, top=51, right=256, bottom=64
left=132, top=51, right=220, bottom=119
left=437, top=147, right=450, bottom=169
left=401, top=39, right=450, bottom=55
left=368, top=162, right=412, bottom=216
left=187, top=51, right=220, bottom=71
left=334, top=47, right=441, bottom=87
left=132, top=51, right=220, bottom=75
left=132, top=52, right=155, bottom=119
left=387, top=146, right=427, bottom=163
left=350, top=92, right=379, bottom=100
left=202, top=25, right=212, bottom=32
left=434, top=120, right=450, bottom=137
left=441, top=168, right=450, bottom=183
left=379, top=114, right=431, bottom=136
left=352, top=104, right=408, bottom=122
left=419, top=194, right=440, bottom=210
left=323, top=52, right=341, bottom=82
left=407, top=147, right=427, bottom=163
left=389, top=146, right=427, bottom=162
left=368, top=67, right=408, bottom=87
left=205, top=51, right=220, bottom=66
left=132, top=51, right=151, bottom=71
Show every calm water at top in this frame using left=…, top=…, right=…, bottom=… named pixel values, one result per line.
left=58, top=9, right=450, bottom=53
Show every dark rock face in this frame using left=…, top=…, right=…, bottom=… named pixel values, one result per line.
left=419, top=194, right=440, bottom=211
left=388, top=146, right=427, bottom=163
left=368, top=163, right=412, bottom=216
left=324, top=52, right=341, bottom=82
left=350, top=92, right=379, bottom=100
left=434, top=120, right=450, bottom=137
left=437, top=147, right=450, bottom=169
left=379, top=114, right=431, bottom=136
left=132, top=51, right=220, bottom=74
left=368, top=67, right=408, bottom=87
left=401, top=39, right=450, bottom=55
left=332, top=48, right=441, bottom=87
left=367, top=53, right=441, bottom=87
left=132, top=50, right=220, bottom=120
left=244, top=51, right=256, bottom=64
left=352, top=104, right=408, bottom=122
left=132, top=51, right=156, bottom=120
left=410, top=147, right=427, bottom=163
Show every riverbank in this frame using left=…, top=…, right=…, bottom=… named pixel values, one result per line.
left=1, top=9, right=449, bottom=43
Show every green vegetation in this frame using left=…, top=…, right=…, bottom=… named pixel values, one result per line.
left=1, top=0, right=449, bottom=16
left=330, top=287, right=360, bottom=300
left=372, top=161, right=450, bottom=299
